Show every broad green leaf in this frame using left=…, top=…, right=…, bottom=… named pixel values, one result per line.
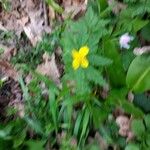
left=13, top=130, right=26, bottom=148
left=86, top=66, right=106, bottom=86
left=103, top=39, right=126, bottom=87
left=134, top=93, right=150, bottom=113
left=92, top=107, right=108, bottom=128
left=97, top=0, right=108, bottom=12
left=131, top=119, right=145, bottom=137
left=125, top=143, right=140, bottom=150
left=126, top=55, right=150, bottom=93
left=132, top=18, right=148, bottom=32
left=141, top=22, right=150, bottom=41
left=26, top=140, right=45, bottom=150
left=146, top=134, right=150, bottom=147
left=122, top=50, right=135, bottom=71
left=89, top=55, right=112, bottom=66
left=144, top=115, right=150, bottom=130
left=122, top=101, right=143, bottom=117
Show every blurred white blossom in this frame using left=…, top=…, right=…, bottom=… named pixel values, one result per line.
left=119, top=33, right=134, bottom=49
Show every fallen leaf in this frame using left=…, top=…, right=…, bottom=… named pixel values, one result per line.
left=133, top=46, right=150, bottom=56
left=0, top=60, right=19, bottom=81
left=108, top=0, right=126, bottom=14
left=19, top=0, right=51, bottom=46
left=62, top=0, right=88, bottom=19
left=0, top=45, right=17, bottom=61
left=116, top=115, right=134, bottom=141
left=36, top=52, right=60, bottom=85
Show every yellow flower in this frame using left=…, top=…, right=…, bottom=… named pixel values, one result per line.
left=72, top=46, right=89, bottom=70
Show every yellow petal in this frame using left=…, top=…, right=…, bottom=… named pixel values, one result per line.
left=79, top=46, right=89, bottom=57
left=72, top=59, right=80, bottom=70
left=72, top=49, right=79, bottom=59
left=81, top=58, right=89, bottom=68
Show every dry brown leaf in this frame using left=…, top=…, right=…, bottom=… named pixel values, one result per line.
left=116, top=115, right=130, bottom=137
left=108, top=0, right=126, bottom=14
left=48, top=6, right=55, bottom=20
left=0, top=45, right=17, bottom=61
left=0, top=0, right=24, bottom=36
left=62, top=0, right=88, bottom=19
left=19, top=0, right=51, bottom=46
left=95, top=132, right=108, bottom=150
left=128, top=91, right=134, bottom=103
left=0, top=60, right=19, bottom=80
left=36, top=52, right=60, bottom=85
left=133, top=46, right=150, bottom=56
left=116, top=115, right=134, bottom=141
left=0, top=22, right=7, bottom=31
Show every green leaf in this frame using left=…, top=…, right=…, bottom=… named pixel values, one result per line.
left=144, top=115, right=150, bottom=130
left=134, top=93, right=150, bottom=113
left=131, top=119, right=145, bottom=137
left=89, top=55, right=112, bottom=67
left=121, top=101, right=143, bottom=117
left=141, top=22, right=150, bottom=41
left=24, top=117, right=43, bottom=134
left=26, top=140, right=45, bottom=150
left=103, top=39, right=126, bottom=87
left=74, top=69, right=89, bottom=94
left=126, top=55, right=150, bottom=93
left=92, top=107, right=108, bottom=128
left=125, top=143, right=140, bottom=150
left=74, top=112, right=83, bottom=137
left=146, top=134, right=150, bottom=147
left=79, top=108, right=90, bottom=144
left=48, top=87, right=58, bottom=132
left=13, top=130, right=26, bottom=148
left=132, top=18, right=148, bottom=32
left=86, top=66, right=106, bottom=86
left=96, top=0, right=108, bottom=13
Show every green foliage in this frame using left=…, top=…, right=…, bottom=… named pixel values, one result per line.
left=61, top=7, right=111, bottom=95
left=103, top=39, right=126, bottom=87
left=123, top=0, right=150, bottom=17
left=126, top=55, right=150, bottom=93
left=129, top=115, right=150, bottom=149
left=125, top=144, right=140, bottom=150
left=141, top=22, right=150, bottom=41
left=134, top=93, right=150, bottom=113
left=1, top=1, right=150, bottom=149
left=0, top=0, right=10, bottom=11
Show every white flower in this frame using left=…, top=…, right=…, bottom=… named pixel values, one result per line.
left=119, top=33, right=134, bottom=49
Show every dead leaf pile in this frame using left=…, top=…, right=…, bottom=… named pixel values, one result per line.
left=19, top=0, right=51, bottom=46
left=0, top=0, right=23, bottom=36
left=0, top=0, right=51, bottom=46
